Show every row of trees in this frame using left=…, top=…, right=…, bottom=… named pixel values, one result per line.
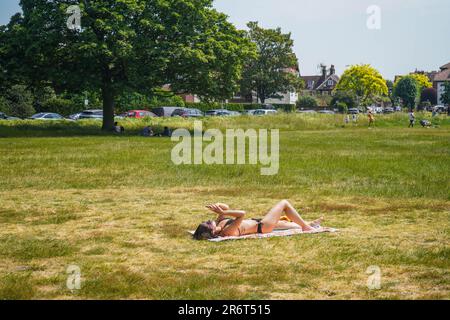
left=299, top=64, right=449, bottom=112
left=0, top=0, right=301, bottom=129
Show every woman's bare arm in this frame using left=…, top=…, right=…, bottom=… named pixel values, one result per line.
left=206, top=204, right=245, bottom=218
left=206, top=204, right=245, bottom=236
left=220, top=210, right=246, bottom=236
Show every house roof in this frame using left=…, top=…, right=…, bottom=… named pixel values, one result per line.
left=434, top=68, right=450, bottom=82
left=316, top=74, right=340, bottom=90
left=300, top=75, right=322, bottom=90
left=300, top=74, right=340, bottom=91
left=440, top=62, right=450, bottom=70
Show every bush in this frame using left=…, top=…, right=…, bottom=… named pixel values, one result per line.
left=331, top=91, right=357, bottom=109
left=183, top=102, right=294, bottom=113
left=420, top=88, right=437, bottom=105
left=337, top=102, right=348, bottom=113
left=0, top=96, right=11, bottom=114
left=296, top=96, right=318, bottom=109
left=274, top=104, right=296, bottom=112
left=115, top=92, right=185, bottom=113
left=41, top=98, right=80, bottom=116
left=3, top=85, right=35, bottom=118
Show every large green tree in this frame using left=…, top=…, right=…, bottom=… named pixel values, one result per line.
left=330, top=90, right=357, bottom=110
left=240, top=22, right=302, bottom=104
left=394, top=76, right=419, bottom=110
left=395, top=74, right=432, bottom=92
left=0, top=85, right=36, bottom=118
left=3, top=0, right=252, bottom=130
left=335, top=64, right=388, bottom=106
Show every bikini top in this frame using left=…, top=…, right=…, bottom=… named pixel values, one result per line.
left=219, top=218, right=241, bottom=236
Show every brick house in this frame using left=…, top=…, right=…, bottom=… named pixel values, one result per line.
left=300, top=64, right=339, bottom=96
left=433, top=62, right=450, bottom=105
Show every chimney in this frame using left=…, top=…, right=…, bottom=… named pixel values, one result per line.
left=321, top=65, right=327, bottom=78
left=330, top=65, right=335, bottom=75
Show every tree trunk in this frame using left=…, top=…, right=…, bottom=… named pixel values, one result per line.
left=101, top=70, right=115, bottom=131
left=258, top=88, right=265, bottom=104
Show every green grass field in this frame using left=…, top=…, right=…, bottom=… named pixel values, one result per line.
left=0, top=113, right=449, bottom=299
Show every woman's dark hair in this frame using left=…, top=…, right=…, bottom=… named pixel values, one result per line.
left=193, top=221, right=216, bottom=240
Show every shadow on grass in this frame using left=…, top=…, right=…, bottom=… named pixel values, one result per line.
left=0, top=120, right=169, bottom=138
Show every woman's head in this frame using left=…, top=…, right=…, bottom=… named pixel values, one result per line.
left=193, top=220, right=217, bottom=240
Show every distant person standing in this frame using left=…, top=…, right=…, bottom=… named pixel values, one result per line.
left=432, top=107, right=437, bottom=118
left=352, top=113, right=358, bottom=124
left=344, top=114, right=350, bottom=125
left=408, top=110, right=416, bottom=128
left=368, top=110, right=375, bottom=128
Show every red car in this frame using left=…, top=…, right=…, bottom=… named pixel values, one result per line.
left=126, top=110, right=157, bottom=118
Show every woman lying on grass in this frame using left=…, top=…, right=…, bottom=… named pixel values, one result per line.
left=193, top=200, right=326, bottom=240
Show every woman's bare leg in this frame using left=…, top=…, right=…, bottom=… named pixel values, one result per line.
left=274, top=220, right=301, bottom=230
left=261, top=200, right=313, bottom=232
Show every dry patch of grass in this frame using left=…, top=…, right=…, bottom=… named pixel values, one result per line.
left=0, top=123, right=448, bottom=299
left=0, top=187, right=448, bottom=299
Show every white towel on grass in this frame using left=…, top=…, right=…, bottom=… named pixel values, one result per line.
left=188, top=227, right=337, bottom=242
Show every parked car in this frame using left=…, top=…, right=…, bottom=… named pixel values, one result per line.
left=435, top=105, right=448, bottom=113
left=348, top=108, right=360, bottom=114
left=373, top=106, right=383, bottom=114
left=78, top=109, right=103, bottom=120
left=205, top=109, right=232, bottom=116
left=115, top=113, right=127, bottom=119
left=171, top=108, right=203, bottom=118
left=0, top=112, right=20, bottom=120
left=261, top=104, right=276, bottom=110
left=253, top=109, right=278, bottom=116
left=126, top=110, right=157, bottom=118
left=151, top=106, right=179, bottom=117
left=228, top=110, right=241, bottom=116
left=394, top=106, right=402, bottom=112
left=317, top=110, right=335, bottom=114
left=297, top=110, right=317, bottom=114
left=383, top=107, right=395, bottom=114
left=244, top=110, right=258, bottom=115
left=29, top=113, right=65, bottom=120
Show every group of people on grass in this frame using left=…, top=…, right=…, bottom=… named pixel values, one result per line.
left=113, top=122, right=173, bottom=137
left=343, top=110, right=437, bottom=129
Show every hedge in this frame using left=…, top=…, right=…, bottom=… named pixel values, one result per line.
left=184, top=102, right=296, bottom=113
left=40, top=98, right=81, bottom=116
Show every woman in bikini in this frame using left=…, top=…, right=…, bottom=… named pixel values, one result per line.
left=193, top=200, right=325, bottom=240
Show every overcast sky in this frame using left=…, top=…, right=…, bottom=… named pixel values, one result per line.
left=1, top=0, right=449, bottom=80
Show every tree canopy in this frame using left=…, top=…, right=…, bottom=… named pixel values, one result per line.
left=296, top=95, right=318, bottom=109
left=394, top=76, right=418, bottom=110
left=240, top=21, right=302, bottom=104
left=330, top=90, right=357, bottom=110
left=395, top=74, right=432, bottom=92
left=334, top=64, right=388, bottom=106
left=2, top=0, right=253, bottom=129
left=420, top=87, right=437, bottom=106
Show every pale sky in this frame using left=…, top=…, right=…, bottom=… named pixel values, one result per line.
left=1, top=0, right=449, bottom=80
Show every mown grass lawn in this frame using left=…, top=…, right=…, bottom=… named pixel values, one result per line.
left=0, top=114, right=449, bottom=299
